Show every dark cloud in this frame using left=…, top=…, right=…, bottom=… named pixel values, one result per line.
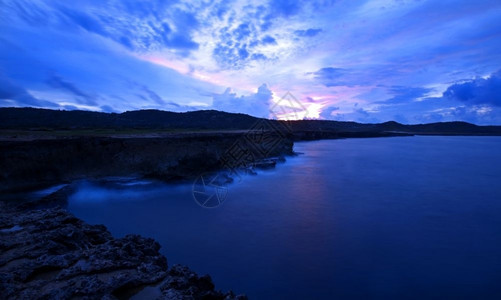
left=0, top=77, right=58, bottom=108
left=141, top=86, right=165, bottom=105
left=355, top=107, right=370, bottom=117
left=311, top=67, right=354, bottom=87
left=131, top=82, right=181, bottom=108
left=378, top=86, right=432, bottom=104
left=319, top=106, right=340, bottom=119
left=443, top=70, right=501, bottom=106
left=212, top=84, right=273, bottom=118
left=294, top=28, right=322, bottom=37
left=135, top=93, right=149, bottom=102
left=46, top=74, right=97, bottom=106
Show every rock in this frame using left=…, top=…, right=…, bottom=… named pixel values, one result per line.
left=158, top=265, right=247, bottom=300
left=252, top=159, right=277, bottom=170
left=0, top=205, right=246, bottom=299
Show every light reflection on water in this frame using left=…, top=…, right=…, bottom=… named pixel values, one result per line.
left=68, top=136, right=501, bottom=299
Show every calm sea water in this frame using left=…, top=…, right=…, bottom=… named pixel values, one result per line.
left=68, top=136, right=501, bottom=299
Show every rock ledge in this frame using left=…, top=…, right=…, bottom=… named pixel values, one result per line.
left=0, top=205, right=246, bottom=299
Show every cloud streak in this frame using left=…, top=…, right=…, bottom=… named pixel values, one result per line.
left=0, top=77, right=58, bottom=108
left=46, top=75, right=98, bottom=106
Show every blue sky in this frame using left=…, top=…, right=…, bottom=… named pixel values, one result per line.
left=1, top=0, right=500, bottom=124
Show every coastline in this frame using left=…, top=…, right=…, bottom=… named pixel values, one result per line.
left=0, top=132, right=294, bottom=193
left=0, top=132, right=294, bottom=299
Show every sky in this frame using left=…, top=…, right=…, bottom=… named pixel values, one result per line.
left=1, top=0, right=501, bottom=124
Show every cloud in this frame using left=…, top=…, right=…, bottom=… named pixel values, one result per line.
left=311, top=68, right=356, bottom=87
left=443, top=70, right=501, bottom=106
left=340, top=73, right=501, bottom=124
left=0, top=77, right=58, bottom=108
left=208, top=2, right=332, bottom=70
left=319, top=106, right=339, bottom=119
left=416, top=105, right=500, bottom=124
left=212, top=84, right=273, bottom=118
left=143, top=87, right=181, bottom=108
left=46, top=74, right=98, bottom=105
left=211, top=18, right=265, bottom=69
left=12, top=1, right=200, bottom=54
left=138, top=85, right=166, bottom=105
left=377, top=86, right=432, bottom=104
left=129, top=81, right=182, bottom=108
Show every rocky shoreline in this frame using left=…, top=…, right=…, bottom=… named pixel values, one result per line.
left=0, top=132, right=295, bottom=299
left=0, top=200, right=247, bottom=299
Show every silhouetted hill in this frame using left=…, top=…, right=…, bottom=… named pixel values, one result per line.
left=286, top=119, right=501, bottom=135
left=0, top=108, right=258, bottom=130
left=1, top=107, right=501, bottom=135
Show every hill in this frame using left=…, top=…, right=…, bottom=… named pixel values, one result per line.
left=1, top=107, right=501, bottom=136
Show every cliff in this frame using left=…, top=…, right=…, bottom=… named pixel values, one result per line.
left=0, top=130, right=297, bottom=299
left=0, top=132, right=294, bottom=193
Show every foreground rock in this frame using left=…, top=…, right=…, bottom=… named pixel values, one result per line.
left=0, top=204, right=246, bottom=299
